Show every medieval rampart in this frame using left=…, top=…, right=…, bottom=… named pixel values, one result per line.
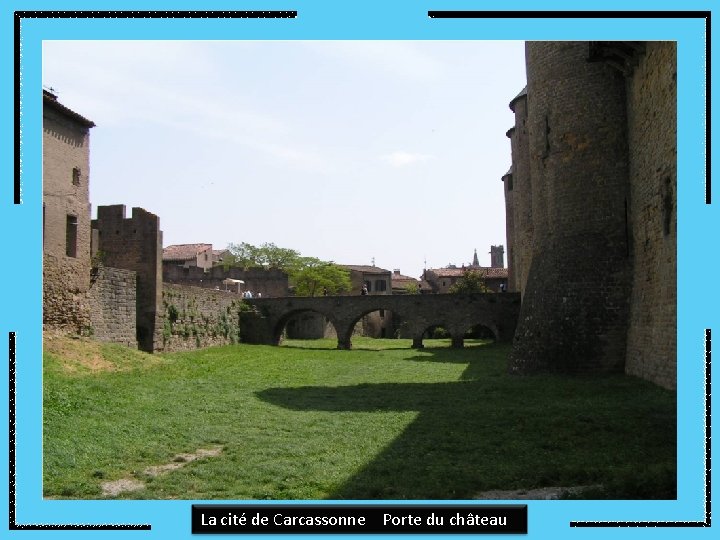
left=163, top=264, right=289, bottom=297
left=43, top=254, right=92, bottom=332
left=92, top=205, right=163, bottom=352
left=624, top=42, right=677, bottom=388
left=86, top=266, right=137, bottom=348
left=504, top=42, right=676, bottom=389
left=159, top=283, right=248, bottom=352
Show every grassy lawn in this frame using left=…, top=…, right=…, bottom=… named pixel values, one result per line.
left=43, top=335, right=676, bottom=500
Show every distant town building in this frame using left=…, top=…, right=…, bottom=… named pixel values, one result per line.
left=422, top=248, right=508, bottom=293
left=163, top=243, right=214, bottom=271
left=340, top=265, right=392, bottom=295
left=339, top=264, right=393, bottom=338
left=391, top=269, right=420, bottom=294
left=162, top=244, right=289, bottom=298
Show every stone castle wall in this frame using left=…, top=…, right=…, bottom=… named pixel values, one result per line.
left=159, top=283, right=248, bottom=352
left=504, top=41, right=676, bottom=389
left=506, top=89, right=531, bottom=294
left=624, top=42, right=677, bottom=389
left=43, top=254, right=92, bottom=332
left=163, top=264, right=289, bottom=297
left=92, top=205, right=163, bottom=352
left=86, top=266, right=137, bottom=348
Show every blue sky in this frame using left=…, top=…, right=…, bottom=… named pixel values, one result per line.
left=43, top=40, right=527, bottom=278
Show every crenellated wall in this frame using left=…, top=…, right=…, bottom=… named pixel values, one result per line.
left=92, top=205, right=163, bottom=352
left=163, top=264, right=289, bottom=298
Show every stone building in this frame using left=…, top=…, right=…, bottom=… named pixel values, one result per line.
left=339, top=265, right=393, bottom=337
left=163, top=243, right=215, bottom=271
left=341, top=265, right=392, bottom=295
left=391, top=270, right=420, bottom=294
left=42, top=89, right=95, bottom=331
left=422, top=248, right=509, bottom=293
left=503, top=42, right=676, bottom=389
left=41, top=92, right=256, bottom=354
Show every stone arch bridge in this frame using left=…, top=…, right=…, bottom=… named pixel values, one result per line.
left=240, top=293, right=521, bottom=349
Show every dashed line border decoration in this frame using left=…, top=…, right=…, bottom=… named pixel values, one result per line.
left=9, top=330, right=150, bottom=531
left=11, top=7, right=708, bottom=533
left=570, top=329, right=711, bottom=528
left=427, top=9, right=711, bottom=205
left=12, top=10, right=297, bottom=206
left=429, top=9, right=710, bottom=529
left=11, top=9, right=296, bottom=530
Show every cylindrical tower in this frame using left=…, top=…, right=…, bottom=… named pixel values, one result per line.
left=507, top=86, right=532, bottom=295
left=501, top=166, right=516, bottom=291
left=509, top=42, right=631, bottom=374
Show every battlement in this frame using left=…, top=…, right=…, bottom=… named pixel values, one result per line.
left=92, top=205, right=163, bottom=352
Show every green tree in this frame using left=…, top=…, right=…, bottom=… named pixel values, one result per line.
left=226, top=242, right=300, bottom=270
left=226, top=242, right=351, bottom=296
left=289, top=258, right=351, bottom=297
left=404, top=282, right=420, bottom=295
left=448, top=270, right=489, bottom=294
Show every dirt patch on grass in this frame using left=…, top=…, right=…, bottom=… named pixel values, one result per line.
left=101, top=478, right=146, bottom=498
left=143, top=447, right=223, bottom=477
left=43, top=331, right=115, bottom=373
left=101, top=446, right=224, bottom=497
left=43, top=330, right=165, bottom=374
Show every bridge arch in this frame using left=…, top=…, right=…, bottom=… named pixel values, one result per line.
left=271, top=308, right=340, bottom=345
left=241, top=293, right=521, bottom=350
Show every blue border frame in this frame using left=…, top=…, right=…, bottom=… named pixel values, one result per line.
left=2, top=1, right=714, bottom=538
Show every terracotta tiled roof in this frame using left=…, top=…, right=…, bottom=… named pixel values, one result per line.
left=43, top=90, right=95, bottom=128
left=428, top=266, right=508, bottom=279
left=163, top=243, right=213, bottom=261
left=392, top=273, right=418, bottom=283
left=392, top=274, right=419, bottom=290
left=341, top=265, right=391, bottom=274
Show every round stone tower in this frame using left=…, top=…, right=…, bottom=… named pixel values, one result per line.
left=508, top=42, right=631, bottom=374
left=507, top=86, right=532, bottom=295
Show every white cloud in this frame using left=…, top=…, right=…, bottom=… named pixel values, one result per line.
left=42, top=41, right=333, bottom=173
left=381, top=151, right=434, bottom=167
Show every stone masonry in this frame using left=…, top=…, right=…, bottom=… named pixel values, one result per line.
left=241, top=293, right=521, bottom=350
left=92, top=205, right=163, bottom=352
left=159, top=283, right=248, bottom=352
left=42, top=90, right=95, bottom=332
left=503, top=42, right=676, bottom=389
left=86, top=266, right=137, bottom=348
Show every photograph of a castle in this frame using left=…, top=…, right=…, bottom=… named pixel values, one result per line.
left=42, top=41, right=677, bottom=502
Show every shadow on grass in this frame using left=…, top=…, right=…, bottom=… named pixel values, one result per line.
left=256, top=344, right=676, bottom=500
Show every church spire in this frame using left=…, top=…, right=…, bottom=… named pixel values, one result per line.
left=472, top=248, right=479, bottom=267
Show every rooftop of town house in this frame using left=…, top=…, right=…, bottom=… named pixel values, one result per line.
left=43, top=89, right=96, bottom=128
left=340, top=265, right=392, bottom=275
left=162, top=243, right=213, bottom=262
left=391, top=270, right=420, bottom=284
